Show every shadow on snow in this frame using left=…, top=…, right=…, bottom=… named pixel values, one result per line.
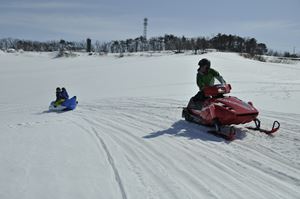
left=35, top=109, right=73, bottom=115
left=143, top=119, right=247, bottom=143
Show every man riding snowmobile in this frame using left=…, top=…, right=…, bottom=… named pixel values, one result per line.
left=188, top=58, right=226, bottom=110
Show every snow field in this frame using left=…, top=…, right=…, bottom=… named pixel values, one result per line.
left=0, top=51, right=300, bottom=199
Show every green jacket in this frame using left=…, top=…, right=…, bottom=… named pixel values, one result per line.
left=197, top=68, right=225, bottom=90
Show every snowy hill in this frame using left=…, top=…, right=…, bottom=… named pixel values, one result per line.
left=0, top=51, right=300, bottom=199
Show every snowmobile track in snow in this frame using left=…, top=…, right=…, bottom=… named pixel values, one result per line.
left=91, top=127, right=128, bottom=199
left=66, top=98, right=300, bottom=199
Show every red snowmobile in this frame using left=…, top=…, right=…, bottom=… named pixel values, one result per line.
left=182, top=84, right=280, bottom=140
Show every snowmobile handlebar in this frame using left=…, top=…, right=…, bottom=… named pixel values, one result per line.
left=203, top=84, right=232, bottom=97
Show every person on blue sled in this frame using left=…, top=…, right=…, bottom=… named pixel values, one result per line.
left=54, top=87, right=69, bottom=107
left=187, top=58, right=226, bottom=110
left=61, top=87, right=69, bottom=100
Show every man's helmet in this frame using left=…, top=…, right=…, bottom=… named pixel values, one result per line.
left=198, top=58, right=211, bottom=68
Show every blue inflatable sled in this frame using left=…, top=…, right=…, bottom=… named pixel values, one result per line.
left=49, top=96, right=78, bottom=111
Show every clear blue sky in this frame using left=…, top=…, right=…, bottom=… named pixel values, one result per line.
left=0, top=0, right=299, bottom=53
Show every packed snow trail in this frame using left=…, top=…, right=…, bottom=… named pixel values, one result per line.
left=64, top=97, right=300, bottom=199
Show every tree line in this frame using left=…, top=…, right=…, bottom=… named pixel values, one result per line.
left=0, top=33, right=298, bottom=58
left=93, top=34, right=268, bottom=56
left=0, top=38, right=86, bottom=52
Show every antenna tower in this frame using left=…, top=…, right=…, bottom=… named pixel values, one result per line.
left=143, top=18, right=148, bottom=40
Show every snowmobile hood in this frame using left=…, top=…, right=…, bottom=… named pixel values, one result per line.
left=216, top=96, right=258, bottom=115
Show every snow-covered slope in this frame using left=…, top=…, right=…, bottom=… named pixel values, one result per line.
left=0, top=52, right=299, bottom=199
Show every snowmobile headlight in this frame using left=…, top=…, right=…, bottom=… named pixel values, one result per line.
left=218, top=88, right=225, bottom=93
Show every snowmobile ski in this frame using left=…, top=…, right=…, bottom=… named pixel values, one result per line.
left=246, top=119, right=280, bottom=135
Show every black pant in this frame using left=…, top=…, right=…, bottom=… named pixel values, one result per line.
left=193, top=91, right=206, bottom=102
left=187, top=91, right=207, bottom=110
